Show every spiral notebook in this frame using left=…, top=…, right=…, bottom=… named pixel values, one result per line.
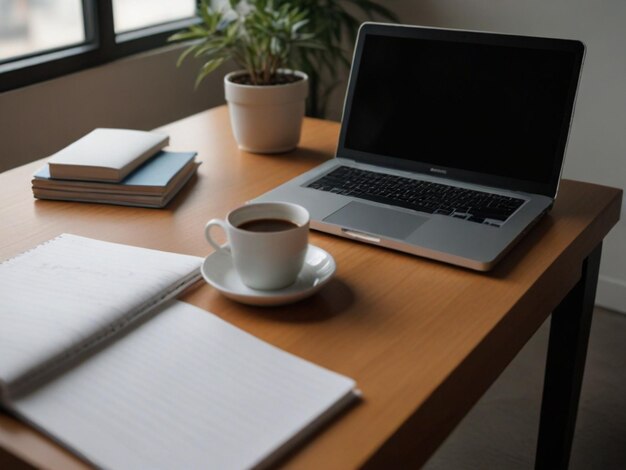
left=0, top=234, right=358, bottom=469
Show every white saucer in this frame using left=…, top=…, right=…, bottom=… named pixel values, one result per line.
left=201, top=244, right=336, bottom=306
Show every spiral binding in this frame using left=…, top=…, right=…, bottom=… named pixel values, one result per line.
left=1, top=234, right=66, bottom=267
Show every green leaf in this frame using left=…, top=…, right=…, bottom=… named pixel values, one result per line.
left=193, top=46, right=218, bottom=60
left=168, top=30, right=206, bottom=42
left=194, top=57, right=226, bottom=89
left=176, top=44, right=199, bottom=67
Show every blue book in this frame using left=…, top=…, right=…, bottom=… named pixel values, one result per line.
left=34, top=151, right=197, bottom=194
left=32, top=151, right=199, bottom=208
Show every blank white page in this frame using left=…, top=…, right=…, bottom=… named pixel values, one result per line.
left=0, top=234, right=202, bottom=389
left=12, top=301, right=357, bottom=470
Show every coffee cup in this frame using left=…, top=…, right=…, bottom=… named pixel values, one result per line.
left=205, top=202, right=310, bottom=290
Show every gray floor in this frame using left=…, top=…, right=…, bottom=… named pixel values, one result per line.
left=424, top=307, right=626, bottom=470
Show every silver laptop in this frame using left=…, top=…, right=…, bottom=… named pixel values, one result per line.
left=254, top=23, right=585, bottom=271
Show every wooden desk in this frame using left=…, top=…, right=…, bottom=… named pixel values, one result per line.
left=0, top=106, right=622, bottom=469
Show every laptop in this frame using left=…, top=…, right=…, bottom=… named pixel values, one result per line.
left=253, top=23, right=585, bottom=271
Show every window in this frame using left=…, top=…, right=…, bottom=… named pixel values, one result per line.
left=112, top=0, right=196, bottom=34
left=0, top=0, right=198, bottom=92
left=0, top=0, right=85, bottom=61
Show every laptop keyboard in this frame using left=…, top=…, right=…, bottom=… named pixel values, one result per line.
left=307, top=166, right=525, bottom=227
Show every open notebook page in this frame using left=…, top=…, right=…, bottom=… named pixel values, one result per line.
left=10, top=301, right=358, bottom=470
left=0, top=234, right=202, bottom=392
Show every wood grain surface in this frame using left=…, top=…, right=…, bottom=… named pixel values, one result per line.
left=0, top=105, right=621, bottom=469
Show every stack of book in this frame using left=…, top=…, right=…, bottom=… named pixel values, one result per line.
left=32, top=128, right=199, bottom=208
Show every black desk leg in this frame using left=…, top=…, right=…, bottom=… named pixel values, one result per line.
left=535, top=242, right=602, bottom=470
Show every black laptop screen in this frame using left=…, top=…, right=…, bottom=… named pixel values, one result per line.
left=340, top=27, right=583, bottom=197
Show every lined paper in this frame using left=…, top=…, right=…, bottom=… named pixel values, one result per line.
left=12, top=301, right=357, bottom=470
left=0, top=234, right=202, bottom=389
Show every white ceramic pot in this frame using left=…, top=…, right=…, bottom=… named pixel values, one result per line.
left=224, top=70, right=309, bottom=153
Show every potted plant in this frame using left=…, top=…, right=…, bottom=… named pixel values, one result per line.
left=170, top=0, right=322, bottom=153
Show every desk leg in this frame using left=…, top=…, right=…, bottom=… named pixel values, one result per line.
left=535, top=242, right=602, bottom=470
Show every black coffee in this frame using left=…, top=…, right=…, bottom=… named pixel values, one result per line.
left=238, top=218, right=299, bottom=232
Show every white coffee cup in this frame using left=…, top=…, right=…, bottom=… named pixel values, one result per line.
left=205, top=202, right=310, bottom=290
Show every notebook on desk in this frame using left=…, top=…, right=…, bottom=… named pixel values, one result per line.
left=0, top=234, right=358, bottom=469
left=254, top=23, right=585, bottom=270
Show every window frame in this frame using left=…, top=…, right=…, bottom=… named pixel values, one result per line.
left=0, top=0, right=199, bottom=93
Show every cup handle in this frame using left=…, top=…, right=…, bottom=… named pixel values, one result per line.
left=204, top=219, right=231, bottom=255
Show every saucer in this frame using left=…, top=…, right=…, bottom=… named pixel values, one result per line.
left=201, top=244, right=336, bottom=306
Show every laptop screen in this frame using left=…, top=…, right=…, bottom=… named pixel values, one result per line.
left=338, top=24, right=584, bottom=197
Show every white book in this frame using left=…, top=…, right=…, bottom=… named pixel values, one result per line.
left=0, top=234, right=358, bottom=469
left=47, top=128, right=169, bottom=182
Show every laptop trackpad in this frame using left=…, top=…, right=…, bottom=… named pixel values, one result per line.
left=324, top=202, right=428, bottom=240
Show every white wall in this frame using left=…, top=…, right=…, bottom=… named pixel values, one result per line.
left=381, top=0, right=625, bottom=313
